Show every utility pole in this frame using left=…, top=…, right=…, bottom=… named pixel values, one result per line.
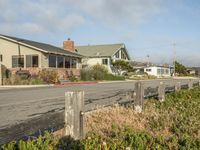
left=147, top=54, right=150, bottom=67
left=173, top=42, right=176, bottom=77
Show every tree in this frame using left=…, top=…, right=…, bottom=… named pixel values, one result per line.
left=112, top=60, right=133, bottom=72
left=175, top=61, right=187, bottom=75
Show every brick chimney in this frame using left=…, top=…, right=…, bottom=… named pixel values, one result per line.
left=63, top=38, right=75, bottom=52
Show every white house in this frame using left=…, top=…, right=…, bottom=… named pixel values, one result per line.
left=144, top=66, right=171, bottom=77
left=75, top=43, right=131, bottom=74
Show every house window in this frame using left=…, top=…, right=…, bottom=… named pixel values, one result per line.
left=57, top=56, right=64, bottom=68
left=121, top=50, right=127, bottom=59
left=0, top=55, right=2, bottom=62
left=102, top=58, right=108, bottom=65
left=165, top=69, right=169, bottom=74
left=115, top=52, right=119, bottom=58
left=146, top=69, right=151, bottom=72
left=161, top=68, right=164, bottom=74
left=26, top=55, right=38, bottom=67
left=49, top=55, right=57, bottom=68
left=65, top=57, right=71, bottom=68
left=157, top=69, right=161, bottom=74
left=71, top=58, right=77, bottom=68
left=12, top=55, right=24, bottom=68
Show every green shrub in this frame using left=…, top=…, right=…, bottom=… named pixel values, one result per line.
left=81, top=64, right=125, bottom=81
left=92, top=64, right=108, bottom=80
left=112, top=60, right=134, bottom=72
left=1, top=132, right=57, bottom=150
left=30, top=77, right=44, bottom=85
left=80, top=68, right=94, bottom=81
left=104, top=74, right=125, bottom=81
left=69, top=75, right=78, bottom=82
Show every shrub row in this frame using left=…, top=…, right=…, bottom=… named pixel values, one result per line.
left=81, top=64, right=125, bottom=81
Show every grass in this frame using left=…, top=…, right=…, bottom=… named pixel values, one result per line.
left=2, top=88, right=200, bottom=149
left=103, top=74, right=125, bottom=81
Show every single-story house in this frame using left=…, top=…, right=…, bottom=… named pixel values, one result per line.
left=187, top=67, right=200, bottom=76
left=144, top=66, right=171, bottom=77
left=75, top=43, right=131, bottom=74
left=130, top=61, right=152, bottom=74
left=0, top=34, right=82, bottom=79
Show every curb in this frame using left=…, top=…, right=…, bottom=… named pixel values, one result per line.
left=0, top=84, right=54, bottom=89
left=55, top=81, right=98, bottom=87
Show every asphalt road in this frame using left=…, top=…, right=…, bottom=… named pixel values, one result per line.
left=0, top=79, right=197, bottom=129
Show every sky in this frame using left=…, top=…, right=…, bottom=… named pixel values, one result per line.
left=0, top=0, right=200, bottom=67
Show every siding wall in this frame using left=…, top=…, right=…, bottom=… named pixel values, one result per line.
left=83, top=57, right=110, bottom=66
left=82, top=57, right=112, bottom=72
left=144, top=66, right=171, bottom=77
left=0, top=38, right=44, bottom=68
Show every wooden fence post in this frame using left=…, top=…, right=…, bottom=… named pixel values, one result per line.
left=0, top=63, right=2, bottom=86
left=65, top=91, right=85, bottom=139
left=188, top=79, right=193, bottom=89
left=175, top=82, right=181, bottom=91
left=134, top=81, right=144, bottom=113
left=158, top=82, right=165, bottom=102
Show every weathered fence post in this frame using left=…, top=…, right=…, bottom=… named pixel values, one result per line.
left=134, top=81, right=144, bottom=113
left=0, top=63, right=2, bottom=86
left=188, top=79, right=193, bottom=89
left=158, top=82, right=165, bottom=102
left=175, top=82, right=181, bottom=91
left=65, top=91, right=85, bottom=139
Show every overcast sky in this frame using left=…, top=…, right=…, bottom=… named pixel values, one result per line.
left=0, top=0, right=199, bottom=66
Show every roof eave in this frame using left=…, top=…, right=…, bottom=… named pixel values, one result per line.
left=0, top=35, right=83, bottom=58
left=0, top=35, right=48, bottom=53
left=111, top=43, right=131, bottom=60
left=47, top=52, right=82, bottom=58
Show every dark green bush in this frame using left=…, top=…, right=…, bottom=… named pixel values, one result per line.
left=81, top=64, right=125, bottom=81
left=104, top=74, right=125, bottom=81
left=92, top=64, right=108, bottom=80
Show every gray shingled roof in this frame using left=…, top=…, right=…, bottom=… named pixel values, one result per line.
left=0, top=34, right=82, bottom=58
left=75, top=43, right=125, bottom=57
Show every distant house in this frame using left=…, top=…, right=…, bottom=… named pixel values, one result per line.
left=0, top=35, right=82, bottom=79
left=187, top=67, right=200, bottom=76
left=75, top=43, right=131, bottom=74
left=144, top=66, right=171, bottom=77
left=187, top=68, right=196, bottom=75
left=130, top=61, right=151, bottom=75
